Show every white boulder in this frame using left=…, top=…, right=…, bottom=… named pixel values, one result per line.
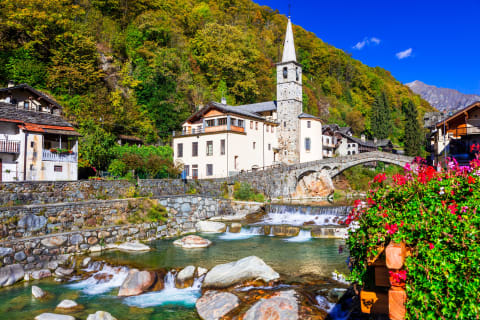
left=196, top=221, right=227, bottom=233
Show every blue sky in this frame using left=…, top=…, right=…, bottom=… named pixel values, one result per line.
left=255, top=0, right=480, bottom=94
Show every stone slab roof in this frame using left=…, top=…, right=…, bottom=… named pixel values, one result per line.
left=298, top=112, right=320, bottom=119
left=0, top=102, right=73, bottom=128
left=0, top=84, right=62, bottom=109
left=235, top=101, right=277, bottom=114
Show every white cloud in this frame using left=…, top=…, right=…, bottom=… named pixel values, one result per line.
left=396, top=48, right=413, bottom=59
left=352, top=37, right=381, bottom=50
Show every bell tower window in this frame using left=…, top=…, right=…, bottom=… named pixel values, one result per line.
left=296, top=67, right=299, bottom=81
left=283, top=67, right=288, bottom=79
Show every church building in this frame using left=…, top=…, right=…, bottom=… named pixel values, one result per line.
left=172, top=18, right=324, bottom=179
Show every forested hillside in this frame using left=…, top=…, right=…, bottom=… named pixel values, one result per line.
left=0, top=0, right=433, bottom=168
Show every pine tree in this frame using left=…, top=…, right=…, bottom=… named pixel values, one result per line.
left=403, top=100, right=423, bottom=156
left=370, top=91, right=391, bottom=139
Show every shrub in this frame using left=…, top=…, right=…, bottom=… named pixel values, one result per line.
left=233, top=182, right=265, bottom=202
left=346, top=158, right=480, bottom=319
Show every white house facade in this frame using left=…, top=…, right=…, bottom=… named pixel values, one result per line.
left=173, top=18, right=325, bottom=179
left=0, top=84, right=80, bottom=182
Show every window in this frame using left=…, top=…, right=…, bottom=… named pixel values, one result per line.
left=250, top=121, right=253, bottom=129
left=253, top=142, right=256, bottom=149
left=218, top=118, right=227, bottom=126
left=192, top=142, right=198, bottom=157
left=237, top=119, right=244, bottom=128
left=347, top=144, right=351, bottom=148
left=206, top=164, right=213, bottom=176
left=347, top=151, right=351, bottom=155
left=268, top=144, right=271, bottom=151
left=206, top=119, right=215, bottom=127
left=54, top=165, right=62, bottom=172
left=221, top=139, right=225, bottom=155
left=206, top=141, right=213, bottom=156
left=305, top=138, right=311, bottom=151
left=296, top=67, right=299, bottom=81
left=255, top=122, right=258, bottom=130
left=234, top=156, right=239, bottom=169
left=283, top=121, right=286, bottom=128
left=184, top=165, right=190, bottom=177
left=352, top=151, right=356, bottom=155
left=192, top=165, right=198, bottom=178
left=177, top=143, right=183, bottom=158
left=283, top=67, right=288, bottom=79
left=24, top=101, right=29, bottom=110
left=231, top=118, right=236, bottom=126
left=307, top=121, right=311, bottom=128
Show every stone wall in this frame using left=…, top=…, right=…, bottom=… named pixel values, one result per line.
left=0, top=195, right=246, bottom=270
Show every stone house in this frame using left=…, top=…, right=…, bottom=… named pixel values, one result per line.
left=0, top=84, right=80, bottom=181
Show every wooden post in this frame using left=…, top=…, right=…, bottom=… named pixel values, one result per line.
left=389, top=287, right=406, bottom=320
left=386, top=242, right=406, bottom=269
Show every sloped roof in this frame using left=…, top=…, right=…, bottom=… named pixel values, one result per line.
left=0, top=102, right=75, bottom=130
left=0, top=84, right=62, bottom=109
left=185, top=101, right=274, bottom=124
left=298, top=112, right=320, bottom=119
left=236, top=101, right=277, bottom=113
left=435, top=101, right=480, bottom=128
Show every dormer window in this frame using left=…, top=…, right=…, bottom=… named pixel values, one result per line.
left=283, top=67, right=288, bottom=79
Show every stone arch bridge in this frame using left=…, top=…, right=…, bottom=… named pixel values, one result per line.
left=230, top=151, right=414, bottom=198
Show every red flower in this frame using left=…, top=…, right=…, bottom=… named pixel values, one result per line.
left=448, top=203, right=458, bottom=215
left=389, top=270, right=407, bottom=282
left=373, top=173, right=387, bottom=183
left=468, top=176, right=475, bottom=184
left=392, top=174, right=407, bottom=185
left=429, top=243, right=434, bottom=250
left=385, top=223, right=398, bottom=235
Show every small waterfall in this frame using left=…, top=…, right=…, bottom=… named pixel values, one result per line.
left=262, top=204, right=351, bottom=226
left=68, top=263, right=129, bottom=295
left=284, top=229, right=312, bottom=242
left=219, top=226, right=263, bottom=240
left=123, top=270, right=204, bottom=308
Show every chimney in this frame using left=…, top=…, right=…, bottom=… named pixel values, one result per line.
left=361, top=134, right=366, bottom=142
left=7, top=80, right=15, bottom=88
left=221, top=97, right=227, bottom=105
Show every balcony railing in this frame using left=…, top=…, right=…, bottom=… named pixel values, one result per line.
left=42, top=149, right=77, bottom=162
left=0, top=140, right=20, bottom=154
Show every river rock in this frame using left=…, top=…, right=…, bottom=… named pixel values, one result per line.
left=41, top=236, right=67, bottom=248
left=18, top=214, right=47, bottom=232
left=196, top=221, right=227, bottom=233
left=117, top=242, right=150, bottom=252
left=197, top=267, right=208, bottom=277
left=196, top=290, right=240, bottom=320
left=173, top=235, right=212, bottom=249
left=243, top=290, right=299, bottom=320
left=177, top=265, right=195, bottom=282
left=203, top=256, right=279, bottom=289
left=0, top=247, right=13, bottom=257
left=86, top=311, right=118, bottom=320
left=294, top=170, right=334, bottom=198
left=55, top=267, right=74, bottom=277
left=118, top=269, right=156, bottom=296
left=311, top=227, right=348, bottom=239
left=32, top=285, right=46, bottom=299
left=82, top=257, right=91, bottom=267
left=272, top=226, right=300, bottom=237
left=35, top=313, right=75, bottom=320
left=56, top=299, right=79, bottom=310
left=229, top=223, right=242, bottom=233
left=0, top=264, right=24, bottom=287
left=32, top=269, right=52, bottom=280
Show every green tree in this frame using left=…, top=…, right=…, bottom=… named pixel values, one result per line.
left=370, top=91, right=391, bottom=139
left=403, top=100, right=423, bottom=156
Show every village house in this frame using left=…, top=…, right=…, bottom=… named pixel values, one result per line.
left=172, top=18, right=325, bottom=179
left=0, top=83, right=80, bottom=181
left=433, top=101, right=480, bottom=165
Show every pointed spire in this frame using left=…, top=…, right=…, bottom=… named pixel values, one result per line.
left=282, top=17, right=296, bottom=62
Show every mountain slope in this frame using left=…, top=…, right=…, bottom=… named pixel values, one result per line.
left=406, top=80, right=480, bottom=112
left=0, top=0, right=434, bottom=167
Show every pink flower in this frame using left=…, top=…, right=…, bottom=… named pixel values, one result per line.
left=373, top=173, right=387, bottom=183
left=386, top=223, right=398, bottom=235
left=404, top=163, right=412, bottom=172
left=429, top=243, right=434, bottom=250
left=461, top=206, right=468, bottom=213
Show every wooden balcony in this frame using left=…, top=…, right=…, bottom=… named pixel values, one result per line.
left=0, top=140, right=20, bottom=154
left=173, top=125, right=245, bottom=137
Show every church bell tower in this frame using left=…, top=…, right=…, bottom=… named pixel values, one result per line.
left=276, top=17, right=303, bottom=164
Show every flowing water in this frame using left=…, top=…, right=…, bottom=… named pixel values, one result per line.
left=261, top=204, right=351, bottom=226
left=0, top=204, right=351, bottom=320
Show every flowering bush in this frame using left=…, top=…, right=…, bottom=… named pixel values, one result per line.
left=346, top=157, right=480, bottom=319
